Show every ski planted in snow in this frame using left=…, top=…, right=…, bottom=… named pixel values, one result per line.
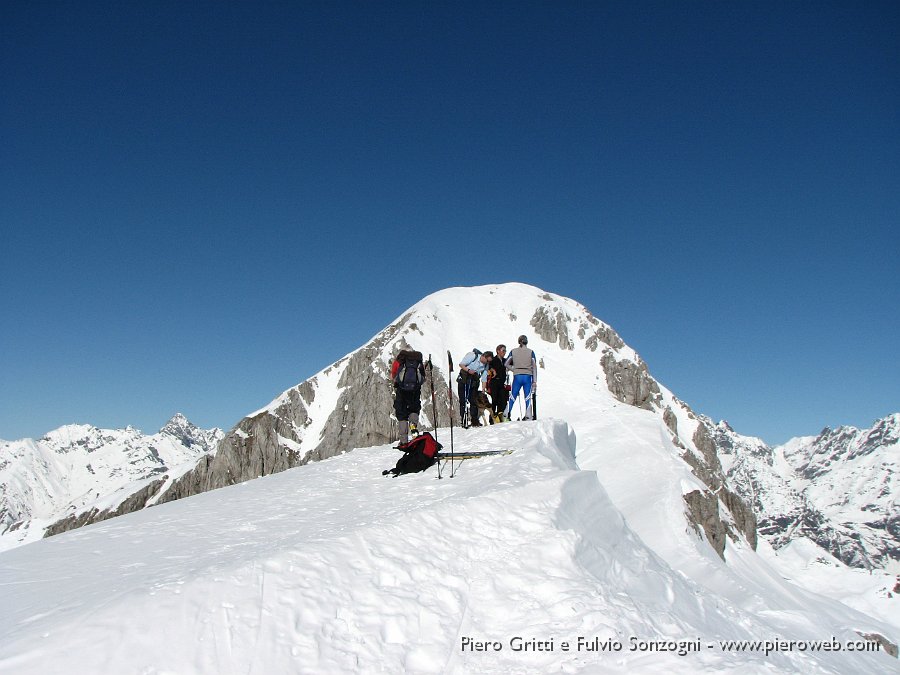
left=447, top=350, right=457, bottom=477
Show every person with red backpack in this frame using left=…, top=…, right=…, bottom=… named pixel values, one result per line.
left=391, top=349, right=426, bottom=444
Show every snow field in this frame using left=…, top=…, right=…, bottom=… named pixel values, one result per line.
left=2, top=419, right=896, bottom=674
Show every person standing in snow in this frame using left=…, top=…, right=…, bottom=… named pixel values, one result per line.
left=457, top=349, right=493, bottom=428
left=392, top=349, right=426, bottom=444
left=487, top=344, right=509, bottom=423
left=504, top=335, right=536, bottom=420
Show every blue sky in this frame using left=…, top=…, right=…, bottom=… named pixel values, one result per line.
left=2, top=1, right=897, bottom=444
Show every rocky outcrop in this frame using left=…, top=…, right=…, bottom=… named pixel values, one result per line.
left=532, top=305, right=626, bottom=354
left=44, top=477, right=167, bottom=537
left=720, top=487, right=758, bottom=550
left=857, top=632, right=898, bottom=659
left=684, top=489, right=728, bottom=559
left=681, top=420, right=758, bottom=556
left=599, top=350, right=661, bottom=410
left=663, top=407, right=678, bottom=435
left=153, top=317, right=457, bottom=506
left=531, top=306, right=575, bottom=350
left=313, top=341, right=453, bottom=462
left=685, top=423, right=724, bottom=490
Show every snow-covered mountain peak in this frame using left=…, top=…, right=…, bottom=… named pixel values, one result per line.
left=159, top=412, right=222, bottom=449
left=104, top=282, right=755, bottom=570
left=402, top=283, right=628, bottom=359
left=723, top=412, right=899, bottom=572
left=39, top=423, right=143, bottom=454
left=786, top=413, right=900, bottom=479
left=0, top=415, right=223, bottom=551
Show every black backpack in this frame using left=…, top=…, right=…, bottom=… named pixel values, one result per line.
left=395, top=350, right=424, bottom=391
left=383, top=432, right=442, bottom=476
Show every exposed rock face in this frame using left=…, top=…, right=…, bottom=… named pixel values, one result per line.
left=684, top=489, right=728, bottom=558
left=720, top=487, right=758, bottom=551
left=158, top=324, right=453, bottom=504
left=44, top=478, right=167, bottom=537
left=689, top=423, right=724, bottom=489
left=599, top=351, right=661, bottom=410
left=530, top=306, right=575, bottom=350
left=663, top=407, right=678, bottom=435
left=683, top=484, right=758, bottom=560
left=858, top=632, right=898, bottom=659
left=678, top=420, right=758, bottom=557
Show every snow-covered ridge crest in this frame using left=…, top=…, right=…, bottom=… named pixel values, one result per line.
left=1, top=419, right=896, bottom=673
left=27, top=283, right=757, bottom=562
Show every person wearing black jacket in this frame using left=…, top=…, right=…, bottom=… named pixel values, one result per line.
left=487, top=344, right=509, bottom=423
left=392, top=349, right=426, bottom=443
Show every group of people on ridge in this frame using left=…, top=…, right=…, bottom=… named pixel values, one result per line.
left=456, top=335, right=536, bottom=428
left=389, top=335, right=537, bottom=444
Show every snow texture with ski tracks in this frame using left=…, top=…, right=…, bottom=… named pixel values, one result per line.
left=1, top=417, right=896, bottom=674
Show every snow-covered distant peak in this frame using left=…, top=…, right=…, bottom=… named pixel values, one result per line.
left=38, top=423, right=143, bottom=454
left=0, top=415, right=224, bottom=551
left=161, top=412, right=192, bottom=431
left=158, top=412, right=222, bottom=448
left=781, top=413, right=900, bottom=478
left=777, top=434, right=819, bottom=457
left=725, top=412, right=899, bottom=571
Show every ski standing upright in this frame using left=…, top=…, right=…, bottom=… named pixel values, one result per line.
left=428, top=354, right=442, bottom=479
left=447, top=350, right=456, bottom=478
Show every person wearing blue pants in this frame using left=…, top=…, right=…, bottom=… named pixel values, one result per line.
left=504, top=335, right=536, bottom=420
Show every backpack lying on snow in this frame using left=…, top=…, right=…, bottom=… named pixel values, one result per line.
left=383, top=431, right=442, bottom=477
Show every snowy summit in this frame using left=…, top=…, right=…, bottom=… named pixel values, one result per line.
left=0, top=283, right=897, bottom=673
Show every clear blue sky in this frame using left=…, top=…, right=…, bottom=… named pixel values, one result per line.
left=2, top=1, right=897, bottom=444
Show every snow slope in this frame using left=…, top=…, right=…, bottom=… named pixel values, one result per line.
left=0, top=420, right=895, bottom=674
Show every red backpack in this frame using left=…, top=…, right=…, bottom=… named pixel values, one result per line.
left=383, top=432, right=442, bottom=476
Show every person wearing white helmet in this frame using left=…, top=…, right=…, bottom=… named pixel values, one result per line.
left=504, top=335, right=536, bottom=420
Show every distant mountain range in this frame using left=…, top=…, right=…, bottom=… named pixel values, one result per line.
left=719, top=413, right=898, bottom=571
left=0, top=413, right=222, bottom=551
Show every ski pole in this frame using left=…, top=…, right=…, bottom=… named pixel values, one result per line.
left=428, top=355, right=442, bottom=480
left=447, top=351, right=455, bottom=479
left=463, top=378, right=470, bottom=429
